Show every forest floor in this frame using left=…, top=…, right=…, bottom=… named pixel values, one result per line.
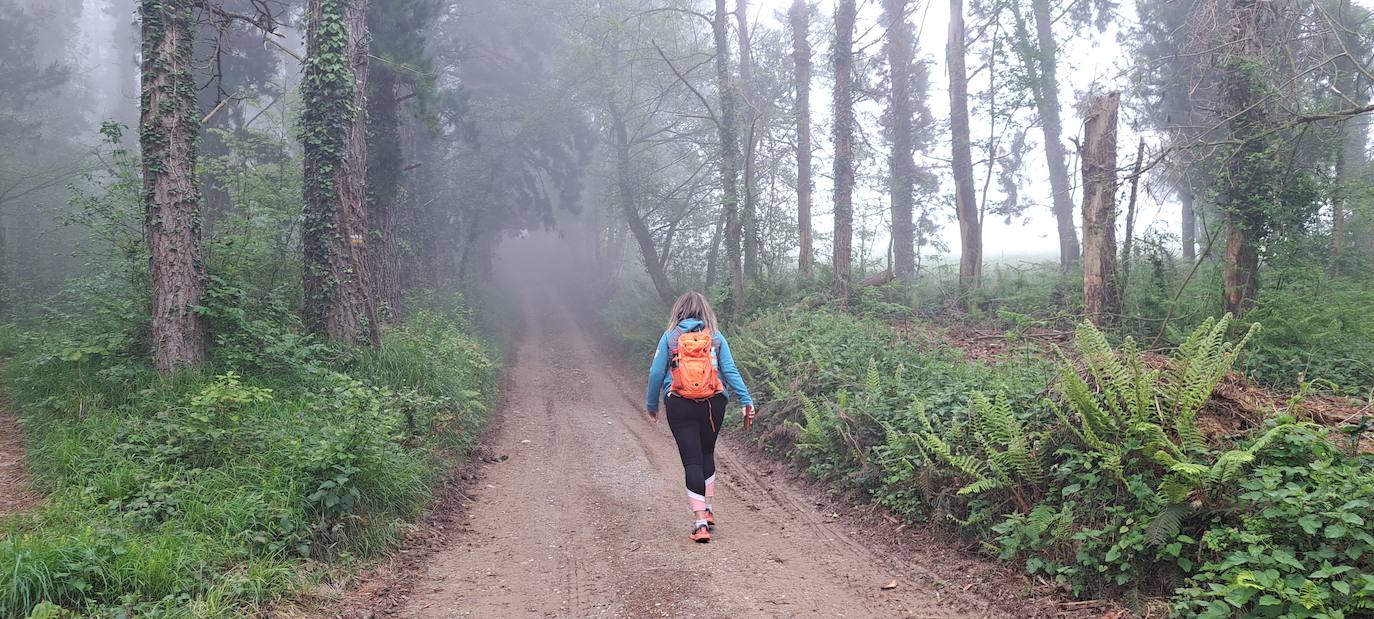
left=0, top=398, right=37, bottom=516
left=321, top=287, right=1106, bottom=619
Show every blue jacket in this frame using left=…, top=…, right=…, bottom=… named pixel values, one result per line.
left=646, top=318, right=752, bottom=413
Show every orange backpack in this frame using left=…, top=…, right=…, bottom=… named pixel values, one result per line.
left=670, top=329, right=722, bottom=400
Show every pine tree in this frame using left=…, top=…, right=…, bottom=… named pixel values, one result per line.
left=832, top=0, right=857, bottom=301
left=948, top=0, right=981, bottom=295
left=884, top=0, right=916, bottom=281
left=140, top=0, right=209, bottom=370
left=790, top=0, right=814, bottom=277
left=302, top=0, right=382, bottom=346
left=712, top=0, right=744, bottom=310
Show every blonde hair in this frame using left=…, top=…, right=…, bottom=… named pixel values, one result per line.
left=667, top=291, right=719, bottom=333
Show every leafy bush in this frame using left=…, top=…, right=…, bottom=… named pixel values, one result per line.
left=1173, top=425, right=1374, bottom=618
left=0, top=307, right=498, bottom=617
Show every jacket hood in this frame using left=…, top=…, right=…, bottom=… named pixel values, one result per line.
left=676, top=318, right=706, bottom=331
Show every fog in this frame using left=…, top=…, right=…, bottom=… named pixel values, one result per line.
left=2, top=0, right=1371, bottom=317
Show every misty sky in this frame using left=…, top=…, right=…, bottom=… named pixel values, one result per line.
left=748, top=0, right=1168, bottom=262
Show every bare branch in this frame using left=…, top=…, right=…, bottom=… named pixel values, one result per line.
left=650, top=39, right=719, bottom=126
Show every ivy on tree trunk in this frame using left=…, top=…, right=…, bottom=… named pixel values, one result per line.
left=302, top=0, right=382, bottom=347
left=141, top=0, right=209, bottom=371
left=1219, top=0, right=1271, bottom=318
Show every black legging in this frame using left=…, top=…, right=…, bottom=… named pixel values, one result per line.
left=665, top=393, right=728, bottom=511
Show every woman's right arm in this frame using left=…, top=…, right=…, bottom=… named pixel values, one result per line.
left=645, top=331, right=670, bottom=415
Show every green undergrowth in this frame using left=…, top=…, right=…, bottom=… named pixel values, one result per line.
left=729, top=304, right=1374, bottom=618
left=916, top=258, right=1374, bottom=397
left=0, top=303, right=498, bottom=618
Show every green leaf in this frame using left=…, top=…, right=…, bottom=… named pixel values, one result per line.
left=1225, top=586, right=1256, bottom=607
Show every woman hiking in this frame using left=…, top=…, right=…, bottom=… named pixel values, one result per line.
left=645, top=291, right=755, bottom=543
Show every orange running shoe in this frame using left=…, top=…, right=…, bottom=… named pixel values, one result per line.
left=704, top=509, right=716, bottom=529
left=690, top=524, right=711, bottom=543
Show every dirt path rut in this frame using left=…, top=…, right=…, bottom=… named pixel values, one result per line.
left=350, top=288, right=1045, bottom=618
left=0, top=400, right=37, bottom=516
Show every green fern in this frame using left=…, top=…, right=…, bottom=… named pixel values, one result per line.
left=1144, top=504, right=1191, bottom=547
left=1164, top=314, right=1260, bottom=455
left=1051, top=316, right=1297, bottom=548
left=862, top=358, right=882, bottom=407
left=1054, top=317, right=1261, bottom=484
left=793, top=392, right=829, bottom=457
left=1150, top=420, right=1298, bottom=522
left=892, top=390, right=1046, bottom=513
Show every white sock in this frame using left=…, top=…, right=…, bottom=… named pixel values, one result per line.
left=694, top=519, right=709, bottom=529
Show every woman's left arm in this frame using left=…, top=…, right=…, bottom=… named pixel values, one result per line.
left=716, top=335, right=753, bottom=407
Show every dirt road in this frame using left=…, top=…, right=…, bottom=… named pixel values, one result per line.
left=345, top=288, right=1051, bottom=618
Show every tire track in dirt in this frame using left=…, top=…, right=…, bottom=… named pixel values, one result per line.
left=342, top=284, right=1063, bottom=618
left=0, top=398, right=37, bottom=517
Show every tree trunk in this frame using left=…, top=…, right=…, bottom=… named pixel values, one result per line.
left=140, top=0, right=209, bottom=371
left=1329, top=71, right=1366, bottom=279
left=396, top=105, right=423, bottom=295
left=790, top=0, right=813, bottom=277
left=366, top=68, right=404, bottom=322
left=612, top=107, right=675, bottom=305
left=712, top=0, right=744, bottom=311
left=0, top=218, right=6, bottom=313
left=832, top=0, right=857, bottom=302
left=1022, top=0, right=1080, bottom=270
left=1180, top=186, right=1197, bottom=261
left=884, top=0, right=916, bottom=281
left=705, top=213, right=725, bottom=289
left=1223, top=220, right=1260, bottom=316
left=948, top=0, right=982, bottom=296
left=1120, top=137, right=1144, bottom=304
left=1330, top=121, right=1348, bottom=279
left=1080, top=92, right=1120, bottom=326
left=458, top=203, right=485, bottom=283
left=302, top=0, right=381, bottom=347
left=1220, top=0, right=1265, bottom=317
left=735, top=0, right=761, bottom=283
left=1350, top=98, right=1372, bottom=256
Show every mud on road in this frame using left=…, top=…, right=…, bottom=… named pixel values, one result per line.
left=333, top=288, right=1084, bottom=618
